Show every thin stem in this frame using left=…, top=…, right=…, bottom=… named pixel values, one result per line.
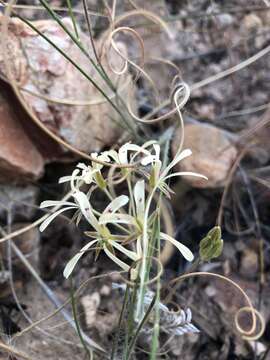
left=111, top=285, right=130, bottom=359
left=150, top=210, right=161, bottom=359
left=66, top=0, right=80, bottom=40
left=126, top=293, right=157, bottom=360
left=70, top=279, right=92, bottom=359
left=127, top=176, right=136, bottom=217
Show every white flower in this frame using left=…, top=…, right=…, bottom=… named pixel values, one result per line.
left=141, top=144, right=208, bottom=196
left=105, top=142, right=154, bottom=165
left=40, top=190, right=139, bottom=278
left=136, top=145, right=207, bottom=319
left=59, top=152, right=111, bottom=190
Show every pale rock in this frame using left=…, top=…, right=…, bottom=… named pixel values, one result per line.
left=81, top=292, right=100, bottom=327
left=240, top=248, right=258, bottom=279
left=0, top=16, right=135, bottom=153
left=242, top=14, right=262, bottom=31
left=172, top=123, right=238, bottom=188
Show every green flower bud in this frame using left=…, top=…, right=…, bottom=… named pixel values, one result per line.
left=199, top=226, right=223, bottom=262
left=94, top=172, right=107, bottom=190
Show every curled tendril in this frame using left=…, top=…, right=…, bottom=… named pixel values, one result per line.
left=235, top=306, right=265, bottom=341
left=103, top=25, right=161, bottom=105
left=169, top=272, right=265, bottom=341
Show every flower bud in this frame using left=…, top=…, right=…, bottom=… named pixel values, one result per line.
left=94, top=172, right=107, bottom=190
left=199, top=226, right=223, bottom=262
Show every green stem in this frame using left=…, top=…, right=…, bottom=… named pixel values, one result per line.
left=66, top=0, right=80, bottom=40
left=111, top=285, right=130, bottom=360
left=126, top=293, right=157, bottom=360
left=150, top=209, right=161, bottom=359
left=70, top=278, right=92, bottom=359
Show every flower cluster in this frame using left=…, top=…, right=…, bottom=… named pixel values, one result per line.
left=39, top=142, right=207, bottom=279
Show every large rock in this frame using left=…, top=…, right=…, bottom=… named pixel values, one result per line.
left=0, top=15, right=135, bottom=153
left=0, top=185, right=39, bottom=220
left=0, top=90, right=44, bottom=182
left=172, top=123, right=238, bottom=188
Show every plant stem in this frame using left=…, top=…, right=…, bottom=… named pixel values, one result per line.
left=70, top=278, right=92, bottom=359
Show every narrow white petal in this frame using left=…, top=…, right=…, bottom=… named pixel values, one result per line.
left=98, top=152, right=111, bottom=162
left=120, top=143, right=151, bottom=164
left=77, top=163, right=88, bottom=170
left=105, top=149, right=119, bottom=163
left=136, top=236, right=142, bottom=258
left=153, top=143, right=160, bottom=160
left=39, top=206, right=76, bottom=232
left=40, top=200, right=75, bottom=208
left=164, top=172, right=208, bottom=181
left=134, top=180, right=145, bottom=220
left=72, top=191, right=99, bottom=231
left=99, top=213, right=135, bottom=225
left=110, top=240, right=138, bottom=261
left=120, top=143, right=149, bottom=153
left=63, top=239, right=98, bottom=278
left=140, top=155, right=156, bottom=166
left=58, top=175, right=73, bottom=184
left=103, top=195, right=129, bottom=215
left=71, top=169, right=80, bottom=191
left=104, top=246, right=130, bottom=271
left=160, top=232, right=194, bottom=261
left=163, top=149, right=192, bottom=176
left=119, top=148, right=128, bottom=164
left=186, top=308, right=192, bottom=322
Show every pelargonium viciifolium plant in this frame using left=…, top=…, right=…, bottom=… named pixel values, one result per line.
left=39, top=141, right=207, bottom=321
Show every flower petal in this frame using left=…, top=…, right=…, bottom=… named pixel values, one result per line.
left=63, top=239, right=98, bottom=278
left=104, top=246, right=130, bottom=271
left=160, top=232, right=194, bottom=261
left=164, top=172, right=208, bottom=181
left=40, top=200, right=75, bottom=208
left=77, top=162, right=88, bottom=170
left=136, top=236, right=142, bottom=258
left=134, top=180, right=145, bottom=221
left=72, top=191, right=100, bottom=231
left=119, top=143, right=151, bottom=164
left=110, top=240, right=138, bottom=261
left=140, top=155, right=156, bottom=166
left=71, top=168, right=80, bottom=191
left=99, top=213, right=135, bottom=226
left=153, top=143, right=160, bottom=159
left=162, top=149, right=192, bottom=176
left=58, top=175, right=73, bottom=184
left=105, top=149, right=119, bottom=163
left=103, top=195, right=129, bottom=215
left=39, top=206, right=77, bottom=232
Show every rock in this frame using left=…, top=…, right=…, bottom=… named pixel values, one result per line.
left=0, top=185, right=39, bottom=221
left=172, top=123, right=238, bottom=188
left=0, top=91, right=44, bottom=182
left=81, top=292, right=100, bottom=328
left=0, top=16, right=135, bottom=154
left=239, top=248, right=258, bottom=280
left=242, top=14, right=262, bottom=31
left=215, top=13, right=234, bottom=28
